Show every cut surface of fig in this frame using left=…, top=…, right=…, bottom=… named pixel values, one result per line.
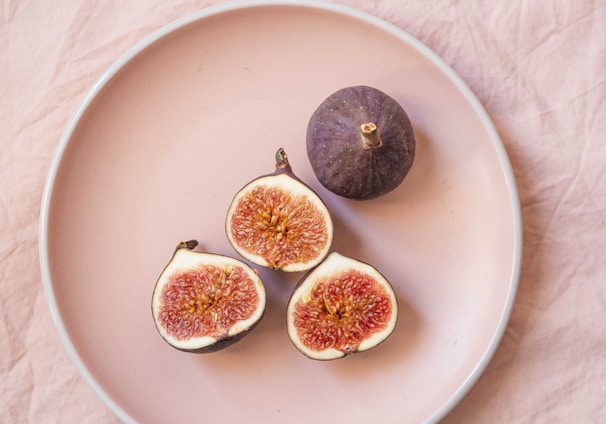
left=287, top=251, right=398, bottom=360
left=306, top=85, right=416, bottom=200
left=226, top=148, right=333, bottom=272
left=151, top=240, right=266, bottom=353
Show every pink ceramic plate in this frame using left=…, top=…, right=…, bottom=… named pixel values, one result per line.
left=40, top=1, right=522, bottom=423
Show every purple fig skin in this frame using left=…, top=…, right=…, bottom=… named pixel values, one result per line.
left=306, top=85, right=416, bottom=200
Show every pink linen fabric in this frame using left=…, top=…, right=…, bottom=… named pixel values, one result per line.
left=1, top=0, right=604, bottom=422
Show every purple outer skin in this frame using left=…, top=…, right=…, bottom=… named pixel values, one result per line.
left=306, top=85, right=416, bottom=200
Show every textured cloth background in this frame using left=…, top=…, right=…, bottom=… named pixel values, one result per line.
left=1, top=0, right=605, bottom=422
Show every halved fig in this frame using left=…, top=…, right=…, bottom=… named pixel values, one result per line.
left=151, top=240, right=266, bottom=353
left=287, top=251, right=398, bottom=360
left=226, top=148, right=333, bottom=272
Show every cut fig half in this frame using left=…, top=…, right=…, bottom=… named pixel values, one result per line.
left=151, top=240, right=266, bottom=353
left=287, top=251, right=398, bottom=360
left=226, top=148, right=333, bottom=272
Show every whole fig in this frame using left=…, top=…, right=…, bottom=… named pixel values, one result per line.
left=306, top=85, right=416, bottom=200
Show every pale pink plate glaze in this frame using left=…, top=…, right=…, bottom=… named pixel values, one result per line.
left=40, top=1, right=522, bottom=423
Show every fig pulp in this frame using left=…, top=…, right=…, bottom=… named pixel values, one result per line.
left=151, top=241, right=266, bottom=353
left=226, top=148, right=333, bottom=272
left=286, top=251, right=398, bottom=360
left=306, top=85, right=416, bottom=200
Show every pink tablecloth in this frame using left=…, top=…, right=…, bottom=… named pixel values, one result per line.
left=2, top=0, right=605, bottom=422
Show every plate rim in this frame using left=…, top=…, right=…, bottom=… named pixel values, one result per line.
left=38, top=1, right=523, bottom=423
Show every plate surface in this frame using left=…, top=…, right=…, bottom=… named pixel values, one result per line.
left=40, top=2, right=522, bottom=423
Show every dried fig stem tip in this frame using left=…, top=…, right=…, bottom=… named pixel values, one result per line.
left=176, top=240, right=199, bottom=251
left=360, top=122, right=383, bottom=150
left=275, top=148, right=290, bottom=169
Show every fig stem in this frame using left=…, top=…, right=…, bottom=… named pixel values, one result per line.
left=360, top=123, right=383, bottom=150
left=275, top=148, right=290, bottom=169
left=177, top=240, right=199, bottom=251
